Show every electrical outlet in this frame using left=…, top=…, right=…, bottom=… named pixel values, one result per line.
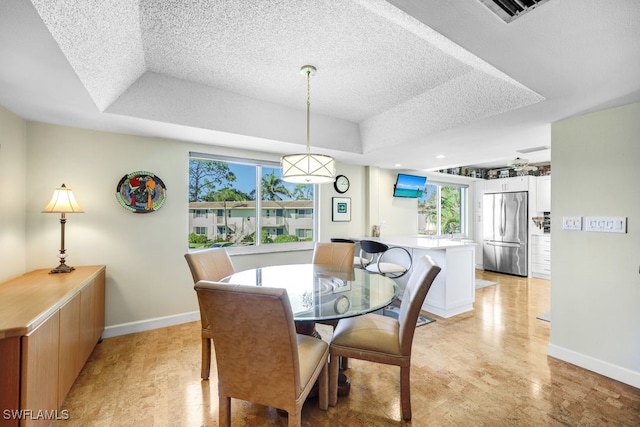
left=562, top=216, right=582, bottom=231
left=584, top=216, right=627, bottom=233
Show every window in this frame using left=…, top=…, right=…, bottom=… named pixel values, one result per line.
left=193, top=209, right=208, bottom=218
left=418, top=182, right=467, bottom=237
left=188, top=153, right=317, bottom=249
left=296, top=228, right=313, bottom=239
left=194, top=226, right=207, bottom=235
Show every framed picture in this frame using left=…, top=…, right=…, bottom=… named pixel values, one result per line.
left=332, top=197, right=351, bottom=222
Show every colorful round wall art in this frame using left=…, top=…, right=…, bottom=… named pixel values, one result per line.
left=115, top=171, right=167, bottom=213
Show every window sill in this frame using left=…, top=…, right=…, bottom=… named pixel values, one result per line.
left=226, top=241, right=315, bottom=257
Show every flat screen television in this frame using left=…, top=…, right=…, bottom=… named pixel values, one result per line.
left=393, top=173, right=427, bottom=198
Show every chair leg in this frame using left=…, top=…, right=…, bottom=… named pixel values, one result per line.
left=288, top=409, right=302, bottom=427
left=400, top=366, right=412, bottom=421
left=328, top=354, right=340, bottom=406
left=201, top=337, right=211, bottom=380
left=318, top=361, right=328, bottom=410
left=219, top=396, right=231, bottom=427
left=340, top=356, right=350, bottom=370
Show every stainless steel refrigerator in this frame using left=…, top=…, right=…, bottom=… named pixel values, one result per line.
left=483, top=191, right=528, bottom=276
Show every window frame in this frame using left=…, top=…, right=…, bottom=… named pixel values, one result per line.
left=418, top=180, right=468, bottom=238
left=188, top=152, right=318, bottom=255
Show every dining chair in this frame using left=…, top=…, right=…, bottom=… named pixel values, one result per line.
left=328, top=255, right=441, bottom=421
left=359, top=239, right=413, bottom=278
left=312, top=241, right=355, bottom=270
left=330, top=238, right=370, bottom=268
left=194, top=281, right=329, bottom=427
left=184, top=248, right=235, bottom=380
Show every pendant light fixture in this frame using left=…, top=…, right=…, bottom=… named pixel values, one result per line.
left=281, top=65, right=336, bottom=184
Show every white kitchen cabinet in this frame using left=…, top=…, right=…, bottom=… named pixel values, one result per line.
left=484, top=176, right=530, bottom=193
left=536, top=175, right=551, bottom=212
left=531, top=234, right=551, bottom=279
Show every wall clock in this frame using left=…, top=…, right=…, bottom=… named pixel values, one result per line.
left=333, top=174, right=350, bottom=193
left=334, top=295, right=350, bottom=314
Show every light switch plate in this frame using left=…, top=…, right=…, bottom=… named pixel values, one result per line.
left=584, top=216, right=627, bottom=233
left=562, top=216, right=582, bottom=231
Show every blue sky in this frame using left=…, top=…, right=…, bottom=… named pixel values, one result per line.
left=228, top=164, right=307, bottom=200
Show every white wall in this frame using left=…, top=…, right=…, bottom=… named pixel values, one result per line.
left=549, top=102, right=640, bottom=388
left=367, top=167, right=419, bottom=237
left=23, top=122, right=366, bottom=331
left=0, top=105, right=27, bottom=281
left=319, top=163, right=367, bottom=242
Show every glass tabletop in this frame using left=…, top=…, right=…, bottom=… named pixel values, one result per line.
left=222, top=264, right=399, bottom=322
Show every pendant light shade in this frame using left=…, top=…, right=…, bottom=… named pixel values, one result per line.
left=282, top=65, right=336, bottom=184
left=281, top=152, right=336, bottom=184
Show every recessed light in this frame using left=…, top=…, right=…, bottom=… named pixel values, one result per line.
left=394, top=163, right=401, bottom=167
left=435, top=154, right=446, bottom=159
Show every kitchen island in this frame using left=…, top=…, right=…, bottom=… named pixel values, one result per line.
left=360, top=236, right=476, bottom=318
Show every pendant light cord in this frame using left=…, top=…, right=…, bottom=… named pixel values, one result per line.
left=306, top=67, right=311, bottom=154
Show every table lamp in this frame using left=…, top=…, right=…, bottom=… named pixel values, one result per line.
left=43, top=183, right=84, bottom=273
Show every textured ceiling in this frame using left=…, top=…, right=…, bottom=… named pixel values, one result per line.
left=1, top=0, right=639, bottom=171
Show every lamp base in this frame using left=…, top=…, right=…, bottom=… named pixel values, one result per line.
left=50, top=263, right=75, bottom=274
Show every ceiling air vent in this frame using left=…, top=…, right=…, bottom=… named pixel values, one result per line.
left=478, top=0, right=551, bottom=23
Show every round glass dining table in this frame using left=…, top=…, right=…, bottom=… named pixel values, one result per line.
left=222, top=263, right=399, bottom=398
left=221, top=263, right=400, bottom=323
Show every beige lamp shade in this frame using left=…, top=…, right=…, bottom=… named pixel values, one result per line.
left=281, top=153, right=336, bottom=184
left=43, top=184, right=84, bottom=213
left=42, top=183, right=83, bottom=273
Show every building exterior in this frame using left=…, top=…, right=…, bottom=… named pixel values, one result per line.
left=189, top=200, right=314, bottom=244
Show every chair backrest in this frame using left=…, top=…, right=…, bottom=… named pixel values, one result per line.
left=184, top=248, right=235, bottom=283
left=330, top=238, right=355, bottom=243
left=184, top=248, right=235, bottom=331
left=194, top=281, right=302, bottom=409
left=359, top=239, right=389, bottom=256
left=397, top=255, right=441, bottom=355
left=312, top=242, right=355, bottom=270
left=359, top=239, right=389, bottom=265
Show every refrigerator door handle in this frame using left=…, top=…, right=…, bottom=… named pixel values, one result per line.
left=486, top=241, right=522, bottom=248
left=501, top=196, right=507, bottom=237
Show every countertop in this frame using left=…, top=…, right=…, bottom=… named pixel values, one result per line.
left=0, top=265, right=106, bottom=339
left=360, top=236, right=476, bottom=250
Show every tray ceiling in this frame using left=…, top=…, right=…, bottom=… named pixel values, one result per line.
left=1, top=0, right=639, bottom=171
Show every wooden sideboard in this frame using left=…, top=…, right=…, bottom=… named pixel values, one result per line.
left=0, top=266, right=106, bottom=427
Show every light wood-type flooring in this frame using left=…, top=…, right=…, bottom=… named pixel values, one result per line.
left=54, top=271, right=640, bottom=426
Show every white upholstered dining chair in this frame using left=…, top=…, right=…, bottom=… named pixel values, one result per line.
left=359, top=239, right=413, bottom=278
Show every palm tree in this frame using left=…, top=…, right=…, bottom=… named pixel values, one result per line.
left=206, top=188, right=251, bottom=242
left=418, top=188, right=438, bottom=235
left=249, top=172, right=293, bottom=242
left=440, top=186, right=461, bottom=234
left=259, top=172, right=291, bottom=201
left=291, top=184, right=313, bottom=200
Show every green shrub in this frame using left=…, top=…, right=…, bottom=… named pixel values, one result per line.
left=274, top=234, right=299, bottom=243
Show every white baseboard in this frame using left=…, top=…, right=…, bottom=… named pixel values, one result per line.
left=102, top=311, right=200, bottom=339
left=548, top=343, right=640, bottom=389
